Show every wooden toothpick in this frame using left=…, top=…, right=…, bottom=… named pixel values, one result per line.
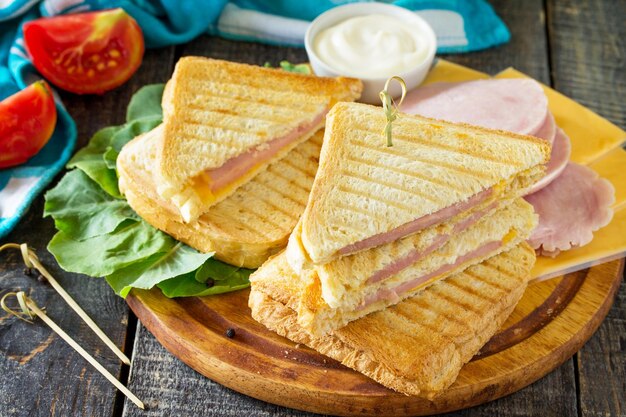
left=0, top=292, right=144, bottom=410
left=0, top=243, right=131, bottom=365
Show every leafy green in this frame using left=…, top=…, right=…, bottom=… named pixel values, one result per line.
left=263, top=60, right=312, bottom=75
left=158, top=269, right=251, bottom=298
left=194, top=259, right=254, bottom=284
left=67, top=126, right=123, bottom=197
left=105, top=243, right=214, bottom=297
left=48, top=221, right=174, bottom=277
left=44, top=83, right=252, bottom=298
left=44, top=170, right=138, bottom=240
left=126, top=84, right=165, bottom=122
left=279, top=60, right=312, bottom=74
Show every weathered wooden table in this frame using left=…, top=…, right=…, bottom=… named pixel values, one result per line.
left=1, top=1, right=624, bottom=416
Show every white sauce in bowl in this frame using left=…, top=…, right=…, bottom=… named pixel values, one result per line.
left=313, top=14, right=432, bottom=79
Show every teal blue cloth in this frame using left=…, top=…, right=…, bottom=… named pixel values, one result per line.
left=0, top=0, right=510, bottom=239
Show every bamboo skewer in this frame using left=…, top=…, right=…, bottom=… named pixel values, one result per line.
left=0, top=243, right=131, bottom=365
left=1, top=292, right=144, bottom=410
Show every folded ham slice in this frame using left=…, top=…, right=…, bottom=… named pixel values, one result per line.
left=400, top=79, right=549, bottom=137
left=338, top=188, right=493, bottom=256
left=526, top=163, right=615, bottom=257
left=204, top=110, right=328, bottom=192
left=526, top=128, right=571, bottom=195
left=359, top=239, right=503, bottom=309
left=366, top=203, right=497, bottom=284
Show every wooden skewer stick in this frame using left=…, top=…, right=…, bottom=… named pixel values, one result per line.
left=3, top=292, right=145, bottom=410
left=0, top=243, right=131, bottom=365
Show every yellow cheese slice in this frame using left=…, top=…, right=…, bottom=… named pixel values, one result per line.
left=495, top=68, right=626, bottom=165
left=589, top=148, right=626, bottom=211
left=422, top=59, right=489, bottom=84
left=532, top=206, right=626, bottom=280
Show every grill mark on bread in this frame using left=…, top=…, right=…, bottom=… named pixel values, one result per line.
left=462, top=269, right=511, bottom=292
left=179, top=118, right=275, bottom=136
left=404, top=297, right=470, bottom=328
left=336, top=185, right=416, bottom=212
left=210, top=207, right=277, bottom=239
left=339, top=169, right=443, bottom=205
left=264, top=168, right=315, bottom=196
left=479, top=260, right=524, bottom=283
left=250, top=182, right=306, bottom=216
left=184, top=76, right=338, bottom=102
left=428, top=286, right=483, bottom=315
left=344, top=153, right=469, bottom=193
left=274, top=156, right=318, bottom=179
left=443, top=279, right=499, bottom=305
left=350, top=139, right=496, bottom=180
left=184, top=106, right=299, bottom=125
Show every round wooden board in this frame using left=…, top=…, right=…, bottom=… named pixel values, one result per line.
left=127, top=259, right=623, bottom=416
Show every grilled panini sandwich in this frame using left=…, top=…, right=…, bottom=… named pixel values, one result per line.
left=282, top=102, right=549, bottom=335
left=290, top=102, right=550, bottom=267
left=283, top=199, right=537, bottom=335
left=118, top=126, right=324, bottom=268
left=250, top=242, right=536, bottom=398
left=156, top=57, right=362, bottom=222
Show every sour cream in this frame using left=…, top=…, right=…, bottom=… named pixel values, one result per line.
left=313, top=14, right=432, bottom=79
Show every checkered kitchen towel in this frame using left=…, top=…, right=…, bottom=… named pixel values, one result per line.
left=0, top=0, right=509, bottom=239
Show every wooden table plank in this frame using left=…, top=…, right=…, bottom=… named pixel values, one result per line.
left=546, top=0, right=626, bottom=128
left=0, top=46, right=176, bottom=417
left=546, top=1, right=626, bottom=416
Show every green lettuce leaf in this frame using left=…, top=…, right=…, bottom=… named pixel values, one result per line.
left=105, top=243, right=215, bottom=297
left=103, top=116, right=162, bottom=169
left=48, top=221, right=174, bottom=277
left=158, top=270, right=251, bottom=298
left=194, top=259, right=254, bottom=284
left=67, top=126, right=122, bottom=197
left=126, top=84, right=165, bottom=122
left=44, top=170, right=137, bottom=240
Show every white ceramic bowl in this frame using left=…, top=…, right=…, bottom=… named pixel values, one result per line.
left=305, top=3, right=437, bottom=104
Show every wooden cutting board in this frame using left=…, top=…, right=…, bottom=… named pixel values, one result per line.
left=126, top=259, right=623, bottom=416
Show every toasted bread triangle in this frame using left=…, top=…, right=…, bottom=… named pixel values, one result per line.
left=156, top=57, right=362, bottom=220
left=299, top=102, right=550, bottom=264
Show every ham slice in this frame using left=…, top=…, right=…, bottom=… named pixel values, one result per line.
left=400, top=79, right=549, bottom=137
left=525, top=128, right=572, bottom=195
left=533, top=112, right=557, bottom=144
left=206, top=110, right=327, bottom=192
left=366, top=203, right=498, bottom=284
left=525, top=163, right=615, bottom=257
left=338, top=187, right=493, bottom=256
left=359, top=239, right=504, bottom=310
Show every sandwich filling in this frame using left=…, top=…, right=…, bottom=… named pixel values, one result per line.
left=366, top=202, right=498, bottom=284
left=358, top=239, right=504, bottom=310
left=338, top=187, right=493, bottom=256
left=197, top=109, right=328, bottom=193
left=172, top=109, right=328, bottom=221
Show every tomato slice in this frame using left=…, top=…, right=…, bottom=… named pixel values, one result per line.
left=23, top=8, right=144, bottom=95
left=0, top=81, right=57, bottom=169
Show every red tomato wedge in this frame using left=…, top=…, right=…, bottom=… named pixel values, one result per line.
left=23, top=8, right=144, bottom=95
left=0, top=81, right=57, bottom=169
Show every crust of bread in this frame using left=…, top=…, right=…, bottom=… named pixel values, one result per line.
left=249, top=243, right=535, bottom=398
left=118, top=125, right=324, bottom=268
left=157, top=57, right=362, bottom=218
left=299, top=101, right=551, bottom=264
